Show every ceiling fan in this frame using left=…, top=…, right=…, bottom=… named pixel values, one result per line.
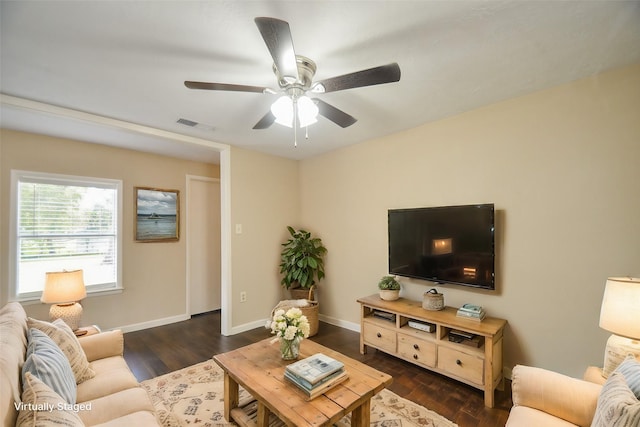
left=184, top=17, right=401, bottom=138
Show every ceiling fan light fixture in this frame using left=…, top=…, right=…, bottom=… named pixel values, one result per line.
left=271, top=95, right=294, bottom=128
left=270, top=95, right=318, bottom=129
left=185, top=17, right=402, bottom=136
left=297, top=96, right=319, bottom=128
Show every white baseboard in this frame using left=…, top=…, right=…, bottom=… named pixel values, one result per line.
left=227, top=318, right=269, bottom=336
left=226, top=315, right=359, bottom=337
left=113, top=315, right=268, bottom=336
left=116, top=314, right=190, bottom=333
left=318, top=314, right=360, bottom=333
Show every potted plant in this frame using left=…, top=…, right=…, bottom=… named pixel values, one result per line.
left=279, top=226, right=327, bottom=299
left=378, top=275, right=401, bottom=301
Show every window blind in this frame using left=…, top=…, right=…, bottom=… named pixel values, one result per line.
left=15, top=172, right=120, bottom=297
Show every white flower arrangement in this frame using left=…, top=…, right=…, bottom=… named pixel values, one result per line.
left=267, top=307, right=310, bottom=341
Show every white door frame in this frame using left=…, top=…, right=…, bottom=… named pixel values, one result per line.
left=219, top=148, right=232, bottom=336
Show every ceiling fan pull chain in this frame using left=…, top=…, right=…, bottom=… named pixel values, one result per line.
left=293, top=98, right=299, bottom=147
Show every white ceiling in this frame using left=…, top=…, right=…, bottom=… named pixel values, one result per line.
left=2, top=1, right=639, bottom=164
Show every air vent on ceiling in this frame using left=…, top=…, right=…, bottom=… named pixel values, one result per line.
left=176, top=118, right=215, bottom=131
left=177, top=118, right=198, bottom=127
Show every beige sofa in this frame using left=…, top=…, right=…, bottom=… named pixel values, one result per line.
left=1, top=302, right=159, bottom=427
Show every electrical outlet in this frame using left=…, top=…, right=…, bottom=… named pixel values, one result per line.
left=240, top=291, right=247, bottom=303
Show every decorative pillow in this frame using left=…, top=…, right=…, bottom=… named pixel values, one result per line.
left=22, top=328, right=76, bottom=404
left=591, top=371, right=640, bottom=427
left=16, top=372, right=85, bottom=427
left=614, top=354, right=640, bottom=399
left=27, top=317, right=95, bottom=384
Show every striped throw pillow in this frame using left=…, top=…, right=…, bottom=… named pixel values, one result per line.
left=27, top=317, right=95, bottom=384
left=591, top=371, right=640, bottom=427
left=16, top=372, right=84, bottom=427
left=22, top=328, right=77, bottom=404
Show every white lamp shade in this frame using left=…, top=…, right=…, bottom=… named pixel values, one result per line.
left=271, top=96, right=294, bottom=128
left=270, top=95, right=319, bottom=128
left=297, top=96, right=319, bottom=128
left=599, top=277, right=640, bottom=339
left=41, top=270, right=87, bottom=304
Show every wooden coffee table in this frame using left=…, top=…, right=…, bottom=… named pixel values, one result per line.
left=213, top=338, right=392, bottom=427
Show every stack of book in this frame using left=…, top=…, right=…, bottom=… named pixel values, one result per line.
left=284, top=353, right=348, bottom=400
left=456, top=303, right=486, bottom=321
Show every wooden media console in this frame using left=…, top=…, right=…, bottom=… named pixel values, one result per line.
left=358, top=294, right=506, bottom=408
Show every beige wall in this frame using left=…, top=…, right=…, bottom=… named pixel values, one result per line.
left=299, top=63, right=640, bottom=377
left=0, top=129, right=219, bottom=329
left=228, top=146, right=299, bottom=330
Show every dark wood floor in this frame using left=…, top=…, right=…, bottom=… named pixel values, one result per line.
left=123, top=311, right=512, bottom=427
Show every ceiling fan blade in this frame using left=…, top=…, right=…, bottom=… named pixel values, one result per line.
left=184, top=81, right=267, bottom=93
left=254, top=17, right=299, bottom=83
left=253, top=111, right=276, bottom=129
left=315, top=63, right=401, bottom=93
left=314, top=99, right=357, bottom=128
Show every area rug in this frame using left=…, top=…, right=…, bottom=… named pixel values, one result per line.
left=141, top=359, right=457, bottom=427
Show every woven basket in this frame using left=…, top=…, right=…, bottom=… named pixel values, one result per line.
left=289, top=287, right=314, bottom=300
left=272, top=286, right=319, bottom=337
left=422, top=288, right=444, bottom=311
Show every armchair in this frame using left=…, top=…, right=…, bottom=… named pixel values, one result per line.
left=506, top=365, right=602, bottom=427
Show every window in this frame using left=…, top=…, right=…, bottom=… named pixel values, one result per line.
left=11, top=170, right=122, bottom=300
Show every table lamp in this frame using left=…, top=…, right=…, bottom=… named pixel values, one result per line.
left=599, top=276, right=640, bottom=377
left=41, top=269, right=87, bottom=331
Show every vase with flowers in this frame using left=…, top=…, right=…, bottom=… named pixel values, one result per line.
left=267, top=307, right=310, bottom=360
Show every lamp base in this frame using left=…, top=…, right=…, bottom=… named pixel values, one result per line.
left=49, top=302, right=83, bottom=331
left=603, top=333, right=640, bottom=378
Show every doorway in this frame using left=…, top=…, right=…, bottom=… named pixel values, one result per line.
left=186, top=175, right=221, bottom=315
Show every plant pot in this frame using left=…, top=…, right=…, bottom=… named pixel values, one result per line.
left=379, top=289, right=400, bottom=301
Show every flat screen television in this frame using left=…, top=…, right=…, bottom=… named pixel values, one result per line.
left=388, top=203, right=495, bottom=290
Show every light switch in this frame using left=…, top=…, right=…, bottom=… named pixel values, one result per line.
left=235, top=224, right=242, bottom=234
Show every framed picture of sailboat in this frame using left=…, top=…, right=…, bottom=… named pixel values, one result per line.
left=134, top=187, right=180, bottom=242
